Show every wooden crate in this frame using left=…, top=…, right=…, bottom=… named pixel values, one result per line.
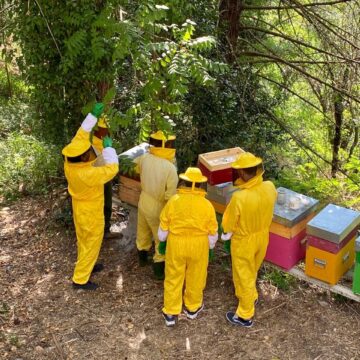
left=118, top=175, right=141, bottom=207
left=198, top=147, right=244, bottom=171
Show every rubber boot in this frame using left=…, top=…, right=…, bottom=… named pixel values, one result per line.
left=138, top=250, right=149, bottom=267
left=153, top=261, right=165, bottom=280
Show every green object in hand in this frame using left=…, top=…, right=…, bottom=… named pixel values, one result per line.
left=209, top=249, right=215, bottom=262
left=223, top=240, right=231, bottom=254
left=103, top=136, right=112, bottom=148
left=158, top=241, right=167, bottom=255
left=91, top=102, right=104, bottom=118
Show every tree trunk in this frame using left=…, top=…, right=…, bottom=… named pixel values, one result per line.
left=218, top=0, right=244, bottom=63
left=331, top=93, right=343, bottom=177
left=2, top=32, right=12, bottom=98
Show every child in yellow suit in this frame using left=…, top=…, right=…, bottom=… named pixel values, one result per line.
left=222, top=152, right=277, bottom=327
left=62, top=103, right=119, bottom=290
left=158, top=167, right=218, bottom=326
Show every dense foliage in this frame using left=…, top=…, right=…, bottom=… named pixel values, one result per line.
left=0, top=0, right=359, bottom=206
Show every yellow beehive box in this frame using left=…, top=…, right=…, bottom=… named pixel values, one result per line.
left=209, top=199, right=226, bottom=214
left=270, top=212, right=316, bottom=239
left=305, top=236, right=355, bottom=285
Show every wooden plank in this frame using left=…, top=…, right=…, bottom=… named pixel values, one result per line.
left=271, top=264, right=360, bottom=302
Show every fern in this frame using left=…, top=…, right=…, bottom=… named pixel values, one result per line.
left=64, top=30, right=87, bottom=60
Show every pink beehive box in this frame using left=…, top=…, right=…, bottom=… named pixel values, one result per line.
left=265, top=188, right=319, bottom=270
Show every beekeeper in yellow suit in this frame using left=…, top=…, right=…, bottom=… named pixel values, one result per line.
left=92, top=116, right=120, bottom=240
left=62, top=103, right=119, bottom=290
left=158, top=167, right=218, bottom=327
left=136, top=130, right=178, bottom=280
left=222, top=152, right=277, bottom=327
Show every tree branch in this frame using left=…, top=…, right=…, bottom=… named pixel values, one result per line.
left=238, top=51, right=360, bottom=104
left=265, top=109, right=360, bottom=188
left=240, top=25, right=360, bottom=64
left=34, top=0, right=62, bottom=58
left=290, top=0, right=360, bottom=51
left=242, top=0, right=353, bottom=11
left=258, top=73, right=336, bottom=126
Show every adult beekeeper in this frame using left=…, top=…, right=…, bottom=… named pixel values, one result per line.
left=62, top=103, right=119, bottom=290
left=158, top=167, right=218, bottom=327
left=92, top=115, right=119, bottom=239
left=136, top=130, right=178, bottom=280
left=221, top=152, right=277, bottom=327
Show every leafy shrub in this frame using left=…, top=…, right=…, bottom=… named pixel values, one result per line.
left=0, top=133, right=62, bottom=201
left=0, top=98, right=38, bottom=138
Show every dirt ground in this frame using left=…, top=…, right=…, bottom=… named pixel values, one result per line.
left=1, top=195, right=360, bottom=360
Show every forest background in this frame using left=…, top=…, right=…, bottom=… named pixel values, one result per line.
left=0, top=0, right=359, bottom=208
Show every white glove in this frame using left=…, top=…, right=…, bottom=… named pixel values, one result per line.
left=81, top=113, right=97, bottom=132
left=221, top=232, right=233, bottom=241
left=158, top=227, right=169, bottom=242
left=102, top=147, right=119, bottom=165
left=208, top=232, right=218, bottom=249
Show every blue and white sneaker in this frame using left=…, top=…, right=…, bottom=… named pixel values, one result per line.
left=226, top=311, right=253, bottom=328
left=162, top=312, right=177, bottom=327
left=184, top=303, right=204, bottom=319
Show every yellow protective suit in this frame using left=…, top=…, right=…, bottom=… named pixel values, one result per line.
left=222, top=170, right=277, bottom=319
left=92, top=135, right=103, bottom=154
left=63, top=128, right=119, bottom=284
left=136, top=147, right=178, bottom=263
left=160, top=187, right=218, bottom=315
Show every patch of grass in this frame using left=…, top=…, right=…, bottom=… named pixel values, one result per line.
left=0, top=302, right=10, bottom=317
left=9, top=334, right=20, bottom=347
left=332, top=293, right=349, bottom=303
left=262, top=268, right=297, bottom=291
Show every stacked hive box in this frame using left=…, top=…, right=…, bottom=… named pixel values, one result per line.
left=197, top=147, right=244, bottom=214
left=118, top=143, right=149, bottom=207
left=353, top=236, right=360, bottom=294
left=305, top=204, right=360, bottom=285
left=206, top=182, right=238, bottom=214
left=265, top=187, right=319, bottom=270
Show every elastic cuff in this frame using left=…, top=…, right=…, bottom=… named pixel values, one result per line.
left=158, top=227, right=169, bottom=242
left=208, top=232, right=218, bottom=249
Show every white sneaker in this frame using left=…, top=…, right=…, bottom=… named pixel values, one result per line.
left=184, top=303, right=204, bottom=319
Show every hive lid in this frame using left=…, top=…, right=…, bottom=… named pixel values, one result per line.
left=272, top=187, right=319, bottom=227
left=119, top=142, right=149, bottom=160
left=306, top=204, right=360, bottom=244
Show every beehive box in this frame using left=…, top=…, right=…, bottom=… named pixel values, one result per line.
left=307, top=228, right=358, bottom=254
left=353, top=236, right=360, bottom=294
left=265, top=188, right=318, bottom=270
left=206, top=182, right=238, bottom=205
left=118, top=175, right=141, bottom=207
left=198, top=147, right=244, bottom=185
left=265, top=230, right=307, bottom=270
left=305, top=236, right=355, bottom=285
left=117, top=143, right=148, bottom=207
left=273, top=187, right=319, bottom=227
left=306, top=204, right=360, bottom=244
left=209, top=199, right=226, bottom=214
